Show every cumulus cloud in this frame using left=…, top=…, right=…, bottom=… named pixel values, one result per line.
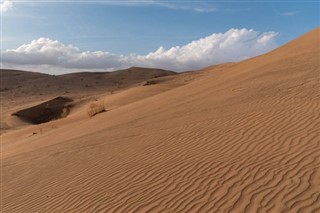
left=0, top=0, right=13, bottom=12
left=2, top=28, right=279, bottom=73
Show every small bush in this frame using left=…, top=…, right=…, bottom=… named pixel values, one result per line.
left=87, top=101, right=106, bottom=117
left=143, top=80, right=157, bottom=86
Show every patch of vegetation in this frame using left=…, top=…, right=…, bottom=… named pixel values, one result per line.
left=87, top=101, right=106, bottom=117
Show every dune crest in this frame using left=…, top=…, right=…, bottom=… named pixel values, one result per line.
left=1, top=28, right=320, bottom=212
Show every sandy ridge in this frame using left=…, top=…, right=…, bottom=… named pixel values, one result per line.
left=1, top=28, right=319, bottom=212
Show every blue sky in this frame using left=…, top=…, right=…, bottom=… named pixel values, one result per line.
left=1, top=0, right=319, bottom=73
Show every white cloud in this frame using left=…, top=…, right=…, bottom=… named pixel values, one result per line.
left=0, top=0, right=215, bottom=14
left=82, top=0, right=216, bottom=13
left=2, top=28, right=279, bottom=73
left=0, top=0, right=13, bottom=12
left=281, top=11, right=298, bottom=16
left=152, top=1, right=216, bottom=13
left=2, top=38, right=123, bottom=69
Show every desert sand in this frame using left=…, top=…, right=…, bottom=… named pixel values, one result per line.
left=1, top=28, right=319, bottom=212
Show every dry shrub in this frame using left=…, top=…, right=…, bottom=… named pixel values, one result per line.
left=143, top=80, right=157, bottom=86
left=87, top=101, right=106, bottom=117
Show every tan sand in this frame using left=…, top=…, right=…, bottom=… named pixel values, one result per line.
left=1, top=27, right=319, bottom=212
left=0, top=67, right=176, bottom=132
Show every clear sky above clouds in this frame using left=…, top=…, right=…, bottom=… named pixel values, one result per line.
left=1, top=0, right=319, bottom=73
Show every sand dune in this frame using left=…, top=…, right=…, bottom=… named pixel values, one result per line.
left=0, top=67, right=176, bottom=132
left=1, top=28, right=319, bottom=212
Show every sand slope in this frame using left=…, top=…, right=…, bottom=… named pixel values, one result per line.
left=0, top=67, right=176, bottom=132
left=1, top=28, right=320, bottom=212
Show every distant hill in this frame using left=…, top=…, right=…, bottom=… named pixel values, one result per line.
left=0, top=67, right=176, bottom=97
